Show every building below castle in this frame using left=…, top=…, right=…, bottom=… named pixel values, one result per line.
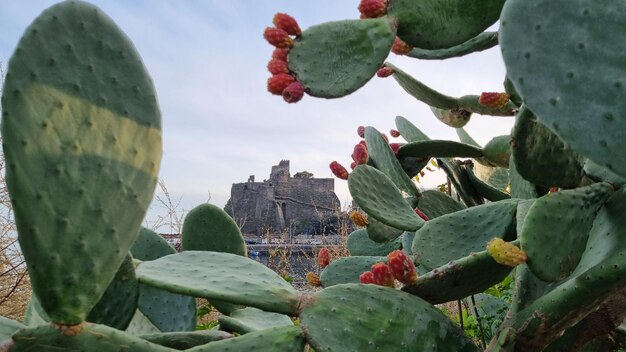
left=224, top=160, right=341, bottom=236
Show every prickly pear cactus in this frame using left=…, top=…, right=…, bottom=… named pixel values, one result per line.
left=1, top=0, right=161, bottom=324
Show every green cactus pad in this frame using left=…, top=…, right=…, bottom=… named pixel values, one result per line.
left=403, top=249, right=512, bottom=304
left=388, top=0, right=505, bottom=50
left=508, top=264, right=558, bottom=316
left=300, top=284, right=479, bottom=351
left=457, top=95, right=517, bottom=116
left=137, top=285, right=197, bottom=333
left=86, top=254, right=138, bottom=329
left=386, top=63, right=458, bottom=109
left=501, top=190, right=626, bottom=350
left=365, top=127, right=420, bottom=199
left=401, top=232, right=416, bottom=256
left=398, top=140, right=483, bottom=159
left=430, top=106, right=471, bottom=128
left=436, top=158, right=483, bottom=206
left=218, top=307, right=293, bottom=335
left=1, top=1, right=162, bottom=324
left=416, top=189, right=466, bottom=219
left=521, top=182, right=614, bottom=282
left=136, top=251, right=299, bottom=315
left=139, top=330, right=232, bottom=350
left=288, top=18, right=396, bottom=98
left=407, top=31, right=499, bottom=60
left=455, top=127, right=494, bottom=167
left=365, top=216, right=405, bottom=243
left=131, top=227, right=177, bottom=261
left=130, top=228, right=197, bottom=332
left=10, top=323, right=175, bottom=352
left=512, top=105, right=584, bottom=188
left=472, top=163, right=509, bottom=190
left=584, top=159, right=626, bottom=186
left=182, top=203, right=246, bottom=256
left=509, top=154, right=539, bottom=199
left=24, top=254, right=138, bottom=330
left=395, top=115, right=430, bottom=142
left=503, top=76, right=523, bottom=106
left=185, top=326, right=305, bottom=352
left=413, top=199, right=519, bottom=271
left=348, top=165, right=422, bottom=231
left=347, top=229, right=401, bottom=256
left=320, top=256, right=387, bottom=288
left=466, top=163, right=511, bottom=201
left=482, top=135, right=511, bottom=168
left=0, top=316, right=24, bottom=341
left=500, top=0, right=626, bottom=179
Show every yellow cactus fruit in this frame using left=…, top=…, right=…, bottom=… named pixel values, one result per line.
left=349, top=211, right=369, bottom=227
left=306, top=272, right=322, bottom=287
left=486, top=238, right=527, bottom=267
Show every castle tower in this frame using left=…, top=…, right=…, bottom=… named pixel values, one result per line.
left=269, top=160, right=290, bottom=184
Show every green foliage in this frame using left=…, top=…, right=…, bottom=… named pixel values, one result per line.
left=2, top=0, right=626, bottom=351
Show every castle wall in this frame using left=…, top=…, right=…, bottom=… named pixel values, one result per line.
left=226, top=161, right=340, bottom=236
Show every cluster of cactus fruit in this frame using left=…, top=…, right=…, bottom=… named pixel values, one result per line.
left=1, top=0, right=626, bottom=351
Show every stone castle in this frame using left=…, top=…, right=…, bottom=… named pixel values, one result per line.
left=224, top=160, right=341, bottom=236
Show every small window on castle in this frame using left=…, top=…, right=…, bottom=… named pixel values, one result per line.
left=244, top=185, right=248, bottom=190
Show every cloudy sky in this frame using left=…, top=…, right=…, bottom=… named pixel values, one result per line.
left=0, top=1, right=513, bottom=229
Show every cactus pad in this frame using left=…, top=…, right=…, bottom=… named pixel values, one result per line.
left=500, top=0, right=626, bottom=179
left=320, top=256, right=387, bottom=288
left=182, top=203, right=247, bottom=256
left=348, top=165, right=422, bottom=231
left=512, top=105, right=584, bottom=188
left=218, top=307, right=293, bottom=335
left=130, top=228, right=196, bottom=332
left=0, top=316, right=24, bottom=341
left=395, top=115, right=430, bottom=142
left=416, top=189, right=465, bottom=219
left=300, top=284, right=479, bottom=351
left=521, top=182, right=613, bottom=281
left=347, top=229, right=402, bottom=256
left=397, top=140, right=483, bottom=159
left=288, top=18, right=396, bottom=98
left=403, top=248, right=512, bottom=304
left=414, top=199, right=519, bottom=270
left=1, top=1, right=162, bottom=323
left=388, top=0, right=505, bottom=49
left=365, top=127, right=421, bottom=199
left=10, top=323, right=175, bottom=352
left=185, top=326, right=306, bottom=352
left=136, top=251, right=299, bottom=315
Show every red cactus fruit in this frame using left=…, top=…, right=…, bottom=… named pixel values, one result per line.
left=282, top=81, right=305, bottom=103
left=390, top=129, right=400, bottom=138
left=358, top=140, right=368, bottom=149
left=273, top=13, right=302, bottom=37
left=387, top=250, right=418, bottom=285
left=479, top=92, right=511, bottom=109
left=414, top=208, right=429, bottom=221
left=272, top=48, right=289, bottom=62
left=349, top=211, right=369, bottom=227
left=351, top=143, right=369, bottom=165
left=370, top=262, right=395, bottom=287
left=392, top=36, right=412, bottom=55
left=306, top=272, right=322, bottom=286
left=549, top=187, right=559, bottom=193
left=358, top=0, right=388, bottom=18
left=486, top=238, right=527, bottom=267
left=359, top=271, right=375, bottom=284
left=376, top=66, right=394, bottom=78
left=329, top=161, right=349, bottom=180
left=267, top=59, right=289, bottom=75
left=267, top=73, right=295, bottom=95
left=263, top=27, right=294, bottom=48
left=357, top=125, right=366, bottom=138
left=318, top=247, right=331, bottom=268
left=389, top=142, right=402, bottom=156
left=350, top=161, right=357, bottom=170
